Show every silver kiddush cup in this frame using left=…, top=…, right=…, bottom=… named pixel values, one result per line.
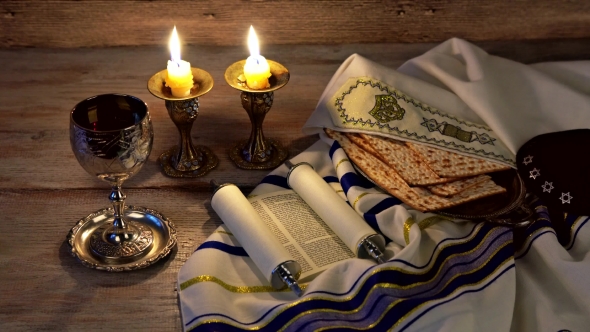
left=68, top=94, right=176, bottom=271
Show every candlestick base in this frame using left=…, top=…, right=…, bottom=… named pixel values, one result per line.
left=225, top=60, right=290, bottom=170
left=148, top=68, right=218, bottom=178
left=229, top=138, right=288, bottom=170
left=159, top=145, right=218, bottom=178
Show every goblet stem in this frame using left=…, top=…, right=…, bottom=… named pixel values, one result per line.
left=105, top=183, right=137, bottom=246
left=110, top=183, right=127, bottom=231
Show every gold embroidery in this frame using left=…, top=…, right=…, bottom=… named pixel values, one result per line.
left=335, top=158, right=350, bottom=171
left=403, top=217, right=415, bottom=245
left=570, top=216, right=584, bottom=231
left=180, top=275, right=308, bottom=293
left=186, top=224, right=498, bottom=330
left=388, top=251, right=513, bottom=331
left=421, top=118, right=496, bottom=146
left=403, top=215, right=452, bottom=245
left=352, top=192, right=369, bottom=210
left=188, top=236, right=511, bottom=332
left=333, top=79, right=513, bottom=165
left=417, top=215, right=442, bottom=230
left=214, top=230, right=233, bottom=236
left=369, top=95, right=405, bottom=123
left=316, top=244, right=513, bottom=332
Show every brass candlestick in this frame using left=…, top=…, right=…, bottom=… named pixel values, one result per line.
left=148, top=67, right=218, bottom=177
left=224, top=60, right=290, bottom=170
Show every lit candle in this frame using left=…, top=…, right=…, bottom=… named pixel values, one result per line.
left=165, top=26, right=194, bottom=97
left=243, top=26, right=271, bottom=90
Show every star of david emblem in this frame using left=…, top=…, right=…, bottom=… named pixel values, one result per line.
left=421, top=118, right=443, bottom=132
left=473, top=132, right=496, bottom=145
left=559, top=192, right=573, bottom=204
left=523, top=155, right=533, bottom=165
left=542, top=181, right=554, bottom=193
left=529, top=168, right=540, bottom=180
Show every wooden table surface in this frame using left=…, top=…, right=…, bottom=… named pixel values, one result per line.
left=1, top=40, right=589, bottom=331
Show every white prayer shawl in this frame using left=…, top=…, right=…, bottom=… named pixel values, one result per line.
left=178, top=39, right=590, bottom=332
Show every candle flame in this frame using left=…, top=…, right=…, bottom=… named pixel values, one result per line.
left=248, top=25, right=260, bottom=57
left=169, top=26, right=181, bottom=63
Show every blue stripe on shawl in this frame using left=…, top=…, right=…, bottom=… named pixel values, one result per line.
left=353, top=243, right=514, bottom=332
left=323, top=176, right=339, bottom=183
left=259, top=175, right=337, bottom=189
left=515, top=230, right=556, bottom=260
left=567, top=216, right=590, bottom=250
left=293, top=241, right=513, bottom=332
left=388, top=222, right=498, bottom=269
left=187, top=224, right=512, bottom=331
left=328, top=140, right=341, bottom=159
left=363, top=197, right=403, bottom=240
left=515, top=200, right=590, bottom=257
left=259, top=175, right=289, bottom=189
left=185, top=223, right=497, bottom=330
left=194, top=241, right=249, bottom=257
left=398, top=263, right=515, bottom=332
left=339, top=173, right=375, bottom=194
left=190, top=235, right=513, bottom=331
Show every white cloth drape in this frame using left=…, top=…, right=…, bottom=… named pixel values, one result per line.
left=178, top=38, right=590, bottom=332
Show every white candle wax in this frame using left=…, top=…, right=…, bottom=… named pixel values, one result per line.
left=165, top=26, right=194, bottom=97
left=243, top=26, right=271, bottom=89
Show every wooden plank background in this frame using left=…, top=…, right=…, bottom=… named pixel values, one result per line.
left=1, top=43, right=589, bottom=329
left=1, top=0, right=590, bottom=48
left=2, top=40, right=589, bottom=192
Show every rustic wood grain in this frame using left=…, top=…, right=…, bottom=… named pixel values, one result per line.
left=1, top=40, right=589, bottom=331
left=1, top=41, right=590, bottom=191
left=1, top=0, right=590, bottom=48
left=0, top=188, right=222, bottom=331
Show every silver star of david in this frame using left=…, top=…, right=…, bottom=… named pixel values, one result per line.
left=529, top=168, right=540, bottom=180
left=542, top=181, right=554, bottom=193
left=559, top=192, right=573, bottom=204
left=523, top=155, right=533, bottom=165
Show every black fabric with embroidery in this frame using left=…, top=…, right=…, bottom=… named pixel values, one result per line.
left=517, top=129, right=590, bottom=244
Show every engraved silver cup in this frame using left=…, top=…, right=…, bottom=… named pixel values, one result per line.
left=69, top=94, right=176, bottom=270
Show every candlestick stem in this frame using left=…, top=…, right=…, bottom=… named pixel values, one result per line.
left=242, top=91, right=272, bottom=163
left=157, top=98, right=217, bottom=177
left=167, top=98, right=202, bottom=171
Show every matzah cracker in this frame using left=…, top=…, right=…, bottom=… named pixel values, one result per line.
left=428, top=174, right=491, bottom=196
left=359, top=133, right=454, bottom=186
left=325, top=129, right=427, bottom=210
left=325, top=129, right=507, bottom=212
left=344, top=133, right=380, bottom=157
left=407, top=142, right=511, bottom=177
left=412, top=178, right=506, bottom=212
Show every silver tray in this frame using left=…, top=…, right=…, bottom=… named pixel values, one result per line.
left=67, top=205, right=177, bottom=271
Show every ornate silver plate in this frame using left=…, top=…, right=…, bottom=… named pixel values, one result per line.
left=67, top=206, right=177, bottom=271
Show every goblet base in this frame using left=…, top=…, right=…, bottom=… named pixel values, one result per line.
left=229, top=138, right=288, bottom=170
left=67, top=206, right=177, bottom=272
left=90, top=221, right=154, bottom=259
left=159, top=145, right=218, bottom=178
